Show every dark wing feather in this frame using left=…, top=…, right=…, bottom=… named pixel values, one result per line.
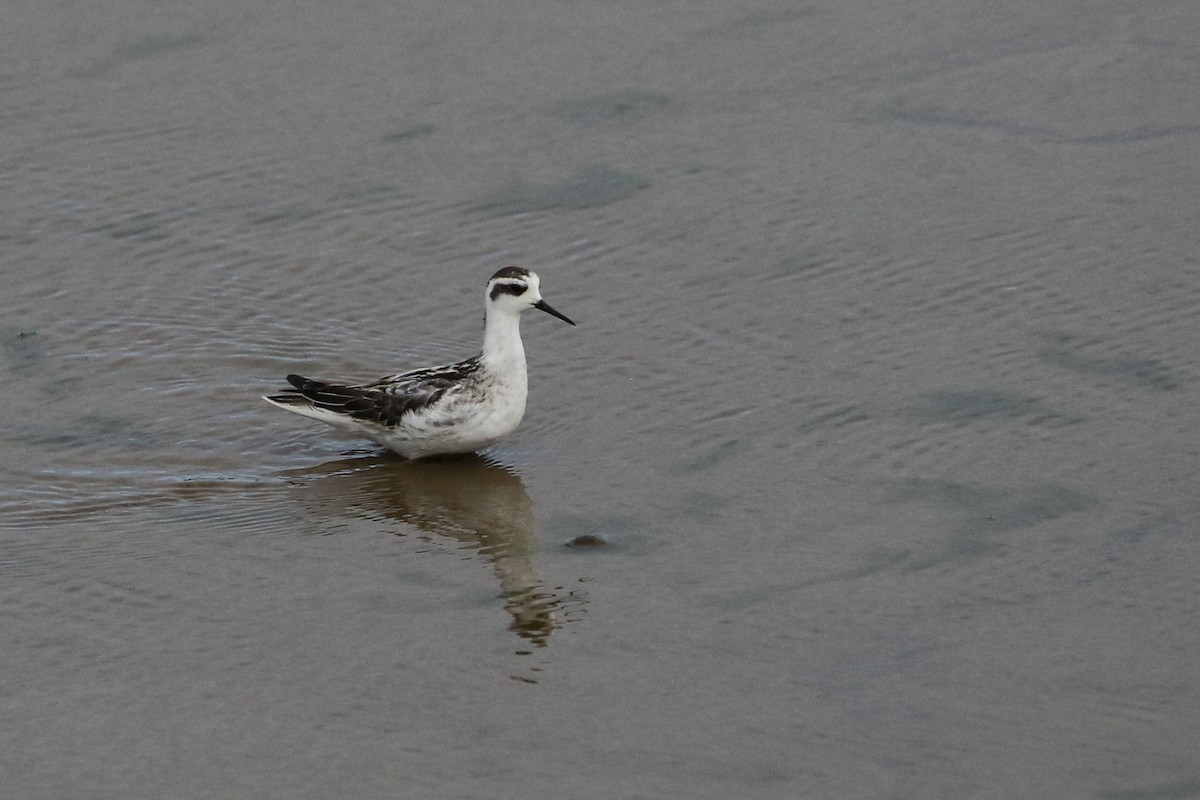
left=273, top=358, right=481, bottom=427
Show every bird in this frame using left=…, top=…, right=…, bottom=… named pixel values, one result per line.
left=263, top=266, right=575, bottom=458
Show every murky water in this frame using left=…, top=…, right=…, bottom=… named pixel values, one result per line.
left=4, top=2, right=1199, bottom=798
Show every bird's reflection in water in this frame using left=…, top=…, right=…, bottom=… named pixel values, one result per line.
left=284, top=452, right=577, bottom=646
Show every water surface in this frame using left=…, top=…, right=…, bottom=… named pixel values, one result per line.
left=3, top=1, right=1199, bottom=798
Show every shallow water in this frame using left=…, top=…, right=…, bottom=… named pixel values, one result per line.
left=3, top=1, right=1200, bottom=798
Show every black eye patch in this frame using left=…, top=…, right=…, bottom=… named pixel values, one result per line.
left=489, top=282, right=528, bottom=300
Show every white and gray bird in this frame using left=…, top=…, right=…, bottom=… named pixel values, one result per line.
left=263, top=267, right=575, bottom=458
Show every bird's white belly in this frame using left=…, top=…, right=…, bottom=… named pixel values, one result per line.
left=378, top=376, right=528, bottom=458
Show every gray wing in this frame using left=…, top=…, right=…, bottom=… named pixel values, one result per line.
left=272, top=357, right=481, bottom=427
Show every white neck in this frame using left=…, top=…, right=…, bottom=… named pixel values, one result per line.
left=481, top=308, right=527, bottom=374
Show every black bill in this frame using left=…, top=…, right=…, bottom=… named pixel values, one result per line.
left=534, top=299, right=576, bottom=326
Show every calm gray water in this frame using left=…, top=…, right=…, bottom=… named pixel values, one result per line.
left=3, top=1, right=1199, bottom=798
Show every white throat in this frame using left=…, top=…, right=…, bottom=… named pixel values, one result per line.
left=481, top=307, right=527, bottom=374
